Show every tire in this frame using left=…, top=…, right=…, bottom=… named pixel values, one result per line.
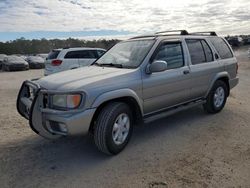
left=203, top=80, right=228, bottom=113
left=94, top=102, right=133, bottom=155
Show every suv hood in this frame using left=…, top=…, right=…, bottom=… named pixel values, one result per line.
left=37, top=66, right=139, bottom=91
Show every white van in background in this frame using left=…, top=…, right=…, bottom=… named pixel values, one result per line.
left=44, top=47, right=106, bottom=75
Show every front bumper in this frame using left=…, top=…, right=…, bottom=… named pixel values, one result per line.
left=7, top=63, right=28, bottom=71
left=29, top=63, right=45, bottom=69
left=17, top=80, right=95, bottom=138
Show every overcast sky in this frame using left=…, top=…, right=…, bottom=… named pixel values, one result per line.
left=0, top=0, right=250, bottom=41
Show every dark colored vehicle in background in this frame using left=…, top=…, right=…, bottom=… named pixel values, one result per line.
left=226, top=36, right=243, bottom=47
left=0, top=54, right=7, bottom=70
left=2, top=55, right=29, bottom=71
left=26, top=56, right=45, bottom=69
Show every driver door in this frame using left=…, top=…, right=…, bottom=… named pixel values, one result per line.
left=142, top=41, right=191, bottom=114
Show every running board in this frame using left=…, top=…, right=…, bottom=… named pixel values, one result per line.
left=143, top=100, right=206, bottom=124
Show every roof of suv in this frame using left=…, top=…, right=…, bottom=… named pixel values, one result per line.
left=54, top=47, right=106, bottom=51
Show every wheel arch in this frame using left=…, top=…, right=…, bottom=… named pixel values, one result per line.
left=89, top=89, right=143, bottom=133
left=206, top=72, right=230, bottom=97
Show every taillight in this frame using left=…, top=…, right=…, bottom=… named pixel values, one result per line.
left=51, top=59, right=62, bottom=66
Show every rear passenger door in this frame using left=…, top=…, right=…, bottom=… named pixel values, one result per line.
left=64, top=51, right=81, bottom=69
left=185, top=39, right=223, bottom=99
left=78, top=50, right=97, bottom=67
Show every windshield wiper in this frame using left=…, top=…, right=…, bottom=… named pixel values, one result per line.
left=97, top=63, right=123, bottom=68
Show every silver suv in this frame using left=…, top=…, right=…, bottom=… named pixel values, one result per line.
left=17, top=30, right=239, bottom=155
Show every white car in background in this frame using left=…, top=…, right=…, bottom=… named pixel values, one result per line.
left=44, top=47, right=106, bottom=75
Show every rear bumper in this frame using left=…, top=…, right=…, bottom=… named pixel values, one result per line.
left=229, top=77, right=239, bottom=89
left=17, top=80, right=95, bottom=138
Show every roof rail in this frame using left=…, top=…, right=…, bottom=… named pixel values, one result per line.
left=190, top=31, right=217, bottom=36
left=130, top=30, right=189, bottom=39
left=155, top=30, right=189, bottom=35
left=129, top=35, right=158, bottom=40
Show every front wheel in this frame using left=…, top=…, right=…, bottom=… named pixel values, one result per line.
left=94, top=102, right=133, bottom=155
left=203, top=80, right=228, bottom=113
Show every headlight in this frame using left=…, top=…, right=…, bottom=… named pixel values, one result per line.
left=52, top=94, right=83, bottom=110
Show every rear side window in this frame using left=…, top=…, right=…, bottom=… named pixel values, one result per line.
left=186, top=39, right=214, bottom=64
left=186, top=39, right=206, bottom=64
left=47, top=50, right=60, bottom=60
left=64, top=51, right=80, bottom=59
left=78, top=50, right=96, bottom=59
left=209, top=37, right=233, bottom=59
left=64, top=50, right=96, bottom=59
left=153, top=42, right=184, bottom=70
left=201, top=40, right=213, bottom=62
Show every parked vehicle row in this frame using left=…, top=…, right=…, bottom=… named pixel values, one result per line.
left=17, top=30, right=239, bottom=155
left=1, top=47, right=107, bottom=73
left=0, top=54, right=46, bottom=72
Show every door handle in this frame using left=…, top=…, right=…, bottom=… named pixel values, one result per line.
left=183, top=70, right=190, bottom=75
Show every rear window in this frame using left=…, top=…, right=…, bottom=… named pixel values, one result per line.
left=47, top=50, right=60, bottom=60
left=209, top=37, right=233, bottom=59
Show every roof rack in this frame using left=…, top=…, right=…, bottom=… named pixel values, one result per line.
left=155, top=30, right=189, bottom=35
left=130, top=30, right=189, bottom=39
left=189, top=31, right=217, bottom=36
left=130, top=30, right=217, bottom=40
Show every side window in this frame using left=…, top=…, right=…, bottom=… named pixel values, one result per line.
left=64, top=51, right=80, bottom=59
left=78, top=50, right=96, bottom=59
left=153, top=42, right=184, bottom=70
left=186, top=39, right=206, bottom=64
left=201, top=40, right=213, bottom=62
left=209, top=37, right=233, bottom=59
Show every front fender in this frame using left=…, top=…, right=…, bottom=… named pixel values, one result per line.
left=91, top=89, right=143, bottom=115
left=205, top=72, right=229, bottom=97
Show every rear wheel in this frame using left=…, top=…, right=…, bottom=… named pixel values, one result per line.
left=93, top=102, right=133, bottom=155
left=203, top=80, right=228, bottom=113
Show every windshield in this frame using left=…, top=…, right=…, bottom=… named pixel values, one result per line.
left=28, top=56, right=44, bottom=62
left=94, top=39, right=155, bottom=68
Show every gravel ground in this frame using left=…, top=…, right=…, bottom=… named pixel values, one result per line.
left=0, top=47, right=250, bottom=188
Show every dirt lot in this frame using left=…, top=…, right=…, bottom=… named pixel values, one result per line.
left=0, top=47, right=250, bottom=188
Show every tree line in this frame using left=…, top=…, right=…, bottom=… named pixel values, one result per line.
left=0, top=38, right=121, bottom=55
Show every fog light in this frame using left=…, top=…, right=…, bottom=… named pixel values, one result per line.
left=59, top=123, right=67, bottom=133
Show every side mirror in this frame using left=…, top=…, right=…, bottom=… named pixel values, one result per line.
left=146, top=60, right=168, bottom=74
